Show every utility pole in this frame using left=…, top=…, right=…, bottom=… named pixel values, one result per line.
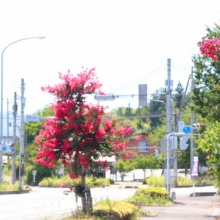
left=190, top=68, right=196, bottom=179
left=19, top=79, right=25, bottom=189
left=7, top=98, right=9, bottom=170
left=173, top=108, right=178, bottom=186
left=166, top=58, right=172, bottom=195
left=12, top=92, right=17, bottom=184
left=7, top=99, right=9, bottom=138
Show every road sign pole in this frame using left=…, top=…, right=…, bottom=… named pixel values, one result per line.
left=165, top=58, right=172, bottom=196
left=12, top=92, right=17, bottom=184
left=165, top=132, right=190, bottom=198
left=19, top=79, right=25, bottom=190
left=166, top=134, right=170, bottom=198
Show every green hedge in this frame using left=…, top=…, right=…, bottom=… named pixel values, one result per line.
left=38, top=175, right=112, bottom=188
left=126, top=187, right=172, bottom=206
left=143, top=176, right=165, bottom=187
left=93, top=201, right=139, bottom=220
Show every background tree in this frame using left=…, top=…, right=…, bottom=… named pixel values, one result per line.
left=173, top=82, right=184, bottom=109
left=191, top=23, right=220, bottom=122
left=24, top=106, right=56, bottom=184
left=25, top=106, right=54, bottom=145
left=109, top=107, right=151, bottom=134
left=147, top=119, right=166, bottom=145
left=24, top=143, right=55, bottom=184
left=191, top=21, right=220, bottom=173
left=149, top=88, right=166, bottom=129
left=134, top=155, right=161, bottom=178
left=195, top=121, right=220, bottom=187
left=177, top=143, right=190, bottom=169
left=114, top=159, right=135, bottom=181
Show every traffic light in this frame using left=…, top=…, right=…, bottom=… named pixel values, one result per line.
left=10, top=142, right=14, bottom=152
left=180, top=137, right=189, bottom=150
left=192, top=124, right=205, bottom=129
left=170, top=136, right=177, bottom=149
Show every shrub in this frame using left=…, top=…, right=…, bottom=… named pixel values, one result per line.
left=93, top=199, right=139, bottom=220
left=126, top=187, right=172, bottom=206
left=136, top=187, right=168, bottom=197
left=25, top=164, right=55, bottom=184
left=176, top=176, right=193, bottom=186
left=196, top=175, right=216, bottom=185
left=65, top=200, right=139, bottom=220
left=0, top=181, right=20, bottom=191
left=86, top=177, right=111, bottom=188
left=38, top=175, right=111, bottom=188
left=143, top=176, right=165, bottom=187
left=108, top=178, right=114, bottom=184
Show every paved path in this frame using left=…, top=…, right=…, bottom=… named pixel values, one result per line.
left=113, top=181, right=220, bottom=220
left=140, top=195, right=219, bottom=220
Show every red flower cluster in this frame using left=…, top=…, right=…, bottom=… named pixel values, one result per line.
left=34, top=68, right=132, bottom=178
left=198, top=37, right=220, bottom=62
left=95, top=160, right=107, bottom=166
left=205, top=155, right=210, bottom=159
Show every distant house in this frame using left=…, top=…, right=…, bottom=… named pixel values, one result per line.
left=126, top=132, right=157, bottom=156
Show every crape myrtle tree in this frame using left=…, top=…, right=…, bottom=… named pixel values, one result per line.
left=192, top=22, right=220, bottom=187
left=192, top=23, right=220, bottom=122
left=34, top=68, right=132, bottom=213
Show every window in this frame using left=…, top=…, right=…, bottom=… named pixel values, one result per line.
left=138, top=141, right=148, bottom=152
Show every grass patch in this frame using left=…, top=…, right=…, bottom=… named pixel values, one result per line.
left=63, top=186, right=170, bottom=219
left=65, top=199, right=139, bottom=220
left=126, top=187, right=173, bottom=206
left=38, top=175, right=112, bottom=188
left=0, top=180, right=20, bottom=191
left=93, top=199, right=139, bottom=220
left=143, top=176, right=164, bottom=187
left=143, top=175, right=216, bottom=187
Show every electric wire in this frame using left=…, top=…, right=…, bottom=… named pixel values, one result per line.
left=110, top=64, right=166, bottom=92
left=171, top=62, right=191, bottom=74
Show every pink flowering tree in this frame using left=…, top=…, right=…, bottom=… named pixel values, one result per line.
left=192, top=23, right=220, bottom=122
left=198, top=37, right=220, bottom=62
left=193, top=23, right=220, bottom=187
left=34, top=67, right=132, bottom=212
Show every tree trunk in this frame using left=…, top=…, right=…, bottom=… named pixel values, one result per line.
left=81, top=173, right=86, bottom=213
left=81, top=170, right=92, bottom=216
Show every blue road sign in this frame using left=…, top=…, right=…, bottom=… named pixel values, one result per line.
left=183, top=126, right=191, bottom=134
left=2, top=146, right=7, bottom=152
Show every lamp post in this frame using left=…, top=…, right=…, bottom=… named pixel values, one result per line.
left=0, top=36, right=45, bottom=184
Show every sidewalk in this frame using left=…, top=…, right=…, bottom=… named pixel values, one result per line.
left=140, top=195, right=220, bottom=219
left=112, top=181, right=220, bottom=220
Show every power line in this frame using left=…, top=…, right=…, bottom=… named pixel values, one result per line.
left=116, top=111, right=191, bottom=120
left=171, top=63, right=191, bottom=74
left=110, top=64, right=166, bottom=92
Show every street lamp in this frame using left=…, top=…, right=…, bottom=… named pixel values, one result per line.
left=0, top=36, right=45, bottom=184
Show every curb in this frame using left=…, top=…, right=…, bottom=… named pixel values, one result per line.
left=141, top=210, right=159, bottom=217
left=0, top=190, right=29, bottom=195
left=174, top=184, right=213, bottom=188
left=189, top=192, right=217, bottom=197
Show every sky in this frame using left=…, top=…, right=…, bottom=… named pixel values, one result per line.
left=0, top=0, right=220, bottom=135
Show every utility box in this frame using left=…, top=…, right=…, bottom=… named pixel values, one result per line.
left=31, top=181, right=37, bottom=186
left=138, top=84, right=147, bottom=107
left=171, top=192, right=176, bottom=200
left=164, top=169, right=170, bottom=184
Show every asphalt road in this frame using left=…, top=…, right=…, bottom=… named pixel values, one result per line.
left=0, top=183, right=219, bottom=220
left=0, top=186, right=137, bottom=220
